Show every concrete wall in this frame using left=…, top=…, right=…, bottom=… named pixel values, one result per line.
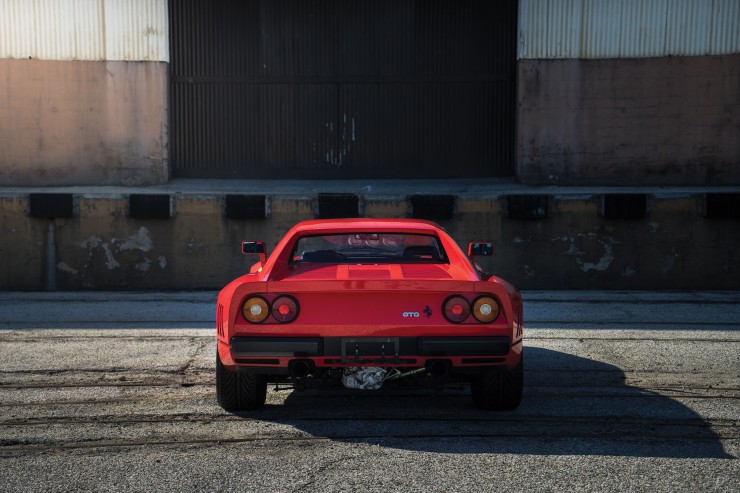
left=492, top=194, right=739, bottom=289
left=516, top=55, right=740, bottom=186
left=2, top=188, right=738, bottom=291
left=0, top=59, right=168, bottom=186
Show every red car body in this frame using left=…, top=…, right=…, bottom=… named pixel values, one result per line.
left=216, top=218, right=523, bottom=411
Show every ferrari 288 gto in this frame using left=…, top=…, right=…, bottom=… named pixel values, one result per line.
left=215, top=219, right=523, bottom=411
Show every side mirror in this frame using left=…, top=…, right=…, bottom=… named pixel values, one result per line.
left=468, top=242, right=494, bottom=258
left=468, top=242, right=494, bottom=280
left=242, top=241, right=267, bottom=264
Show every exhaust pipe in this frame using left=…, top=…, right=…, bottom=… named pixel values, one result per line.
left=289, top=360, right=313, bottom=378
left=427, top=360, right=451, bottom=378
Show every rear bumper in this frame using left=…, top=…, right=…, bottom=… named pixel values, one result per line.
left=223, top=335, right=519, bottom=372
left=232, top=336, right=510, bottom=358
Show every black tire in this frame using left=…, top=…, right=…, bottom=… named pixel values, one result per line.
left=470, top=352, right=523, bottom=411
left=216, top=352, right=267, bottom=411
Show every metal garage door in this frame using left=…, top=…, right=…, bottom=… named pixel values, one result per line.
left=169, top=0, right=517, bottom=179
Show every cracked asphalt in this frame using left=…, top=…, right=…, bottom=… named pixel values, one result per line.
left=0, top=291, right=738, bottom=492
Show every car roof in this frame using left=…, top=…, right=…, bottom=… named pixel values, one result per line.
left=289, top=218, right=444, bottom=235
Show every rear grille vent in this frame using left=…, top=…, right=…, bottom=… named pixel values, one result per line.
left=217, top=304, right=224, bottom=337
left=348, top=269, right=391, bottom=279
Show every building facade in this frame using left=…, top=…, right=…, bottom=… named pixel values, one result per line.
left=1, top=0, right=738, bottom=291
left=1, top=0, right=737, bottom=186
left=517, top=0, right=740, bottom=185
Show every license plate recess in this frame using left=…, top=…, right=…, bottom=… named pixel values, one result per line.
left=341, top=337, right=399, bottom=362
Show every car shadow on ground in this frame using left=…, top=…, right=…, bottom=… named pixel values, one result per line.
left=236, top=347, right=732, bottom=459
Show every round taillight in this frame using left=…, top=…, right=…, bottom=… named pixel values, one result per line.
left=472, top=296, right=500, bottom=323
left=271, top=296, right=299, bottom=323
left=243, top=296, right=269, bottom=323
left=443, top=296, right=470, bottom=323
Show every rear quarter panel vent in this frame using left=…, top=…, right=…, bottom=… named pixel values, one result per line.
left=217, top=304, right=225, bottom=337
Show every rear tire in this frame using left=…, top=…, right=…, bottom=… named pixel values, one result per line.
left=471, top=352, right=523, bottom=411
left=216, top=352, right=267, bottom=411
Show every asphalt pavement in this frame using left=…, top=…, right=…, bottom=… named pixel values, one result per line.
left=0, top=291, right=738, bottom=492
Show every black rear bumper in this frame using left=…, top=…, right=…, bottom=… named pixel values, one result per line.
left=231, top=336, right=510, bottom=358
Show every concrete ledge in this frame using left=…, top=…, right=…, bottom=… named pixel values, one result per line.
left=2, top=179, right=739, bottom=290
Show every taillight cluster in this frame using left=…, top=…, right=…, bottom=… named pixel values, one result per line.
left=242, top=295, right=299, bottom=324
left=443, top=296, right=470, bottom=323
left=443, top=295, right=500, bottom=324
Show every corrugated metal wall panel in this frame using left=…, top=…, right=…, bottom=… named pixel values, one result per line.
left=713, top=0, right=740, bottom=54
left=519, top=0, right=740, bottom=59
left=0, top=0, right=167, bottom=61
left=517, top=0, right=550, bottom=59
left=1, top=0, right=41, bottom=58
left=104, top=0, right=168, bottom=61
left=666, top=0, right=712, bottom=56
left=170, top=0, right=518, bottom=179
left=618, top=0, right=668, bottom=58
left=581, top=0, right=621, bottom=58
left=712, top=0, right=740, bottom=54
left=546, top=0, right=583, bottom=58
left=75, top=0, right=106, bottom=61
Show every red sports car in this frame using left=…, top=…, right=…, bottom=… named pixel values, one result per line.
left=216, top=219, right=523, bottom=411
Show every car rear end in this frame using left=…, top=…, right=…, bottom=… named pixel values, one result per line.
left=217, top=277, right=523, bottom=384
left=216, top=221, right=524, bottom=411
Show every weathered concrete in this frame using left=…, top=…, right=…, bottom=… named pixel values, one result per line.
left=493, top=193, right=740, bottom=290
left=2, top=55, right=736, bottom=189
left=1, top=180, right=739, bottom=290
left=0, top=59, right=168, bottom=186
left=517, top=55, right=740, bottom=186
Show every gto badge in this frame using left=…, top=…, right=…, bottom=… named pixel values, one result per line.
left=402, top=312, right=420, bottom=318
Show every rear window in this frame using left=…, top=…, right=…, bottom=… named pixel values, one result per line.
left=292, top=233, right=447, bottom=264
